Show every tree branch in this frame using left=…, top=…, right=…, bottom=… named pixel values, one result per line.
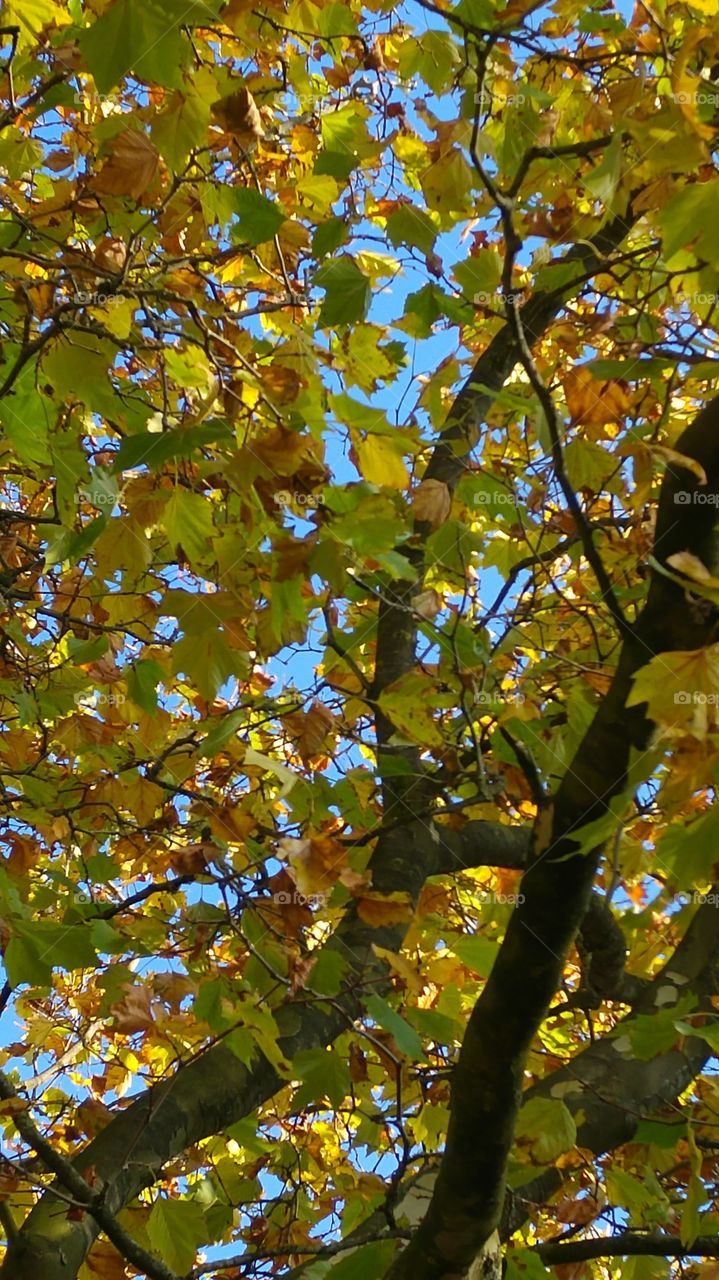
left=0, top=189, right=650, bottom=1280
left=0, top=1072, right=182, bottom=1280
left=535, top=1233, right=719, bottom=1264
left=384, top=394, right=719, bottom=1278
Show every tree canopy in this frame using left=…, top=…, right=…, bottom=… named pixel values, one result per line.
left=1, top=1, right=719, bottom=1279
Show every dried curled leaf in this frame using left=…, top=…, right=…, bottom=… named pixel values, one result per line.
left=211, top=88, right=263, bottom=143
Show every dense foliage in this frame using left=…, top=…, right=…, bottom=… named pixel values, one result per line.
left=1, top=1, right=719, bottom=1278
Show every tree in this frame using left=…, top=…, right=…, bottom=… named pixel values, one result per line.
left=0, top=1, right=719, bottom=1278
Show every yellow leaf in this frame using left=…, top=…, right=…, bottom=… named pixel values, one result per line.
left=627, top=645, right=719, bottom=737
left=420, top=147, right=474, bottom=217
left=356, top=891, right=413, bottom=927
left=356, top=435, right=409, bottom=489
left=651, top=446, right=707, bottom=486
left=666, top=552, right=719, bottom=588
left=372, top=944, right=423, bottom=992
left=378, top=677, right=444, bottom=746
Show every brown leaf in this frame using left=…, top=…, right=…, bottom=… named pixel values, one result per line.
left=86, top=1240, right=130, bottom=1280
left=349, top=1041, right=369, bottom=1082
left=252, top=427, right=311, bottom=476
left=286, top=700, right=336, bottom=761
left=412, top=478, right=451, bottom=529
left=211, top=89, right=263, bottom=143
left=170, top=842, right=215, bottom=876
left=94, top=236, right=127, bottom=275
left=110, top=984, right=155, bottom=1034
left=413, top=588, right=442, bottom=620
left=93, top=131, right=160, bottom=200
left=262, top=365, right=306, bottom=404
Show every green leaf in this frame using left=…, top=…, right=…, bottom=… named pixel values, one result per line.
left=624, top=995, right=696, bottom=1059
left=505, top=1248, right=554, bottom=1280
left=313, top=217, right=349, bottom=257
left=633, top=1119, right=684, bottom=1149
left=307, top=949, right=347, bottom=997
left=605, top=1166, right=669, bottom=1221
left=446, top=934, right=498, bottom=977
left=660, top=182, right=719, bottom=264
left=80, top=0, right=216, bottom=94
left=584, top=135, right=623, bottom=204
left=127, top=660, right=165, bottom=712
left=200, top=709, right=245, bottom=757
left=161, top=489, right=215, bottom=566
left=386, top=205, right=437, bottom=254
left=325, top=1241, right=398, bottom=1278
left=655, top=806, right=719, bottom=892
left=113, top=422, right=233, bottom=473
left=315, top=257, right=371, bottom=327
left=172, top=629, right=243, bottom=702
left=5, top=921, right=97, bottom=987
left=230, top=189, right=287, bottom=245
left=321, top=103, right=374, bottom=161
left=406, top=1006, right=459, bottom=1047
left=147, top=1197, right=207, bottom=1274
left=316, top=2, right=358, bottom=37
left=452, top=250, right=503, bottom=302
left=515, top=1097, right=577, bottom=1164
left=675, top=1018, right=719, bottom=1052
left=0, top=131, right=43, bottom=179
left=681, top=1128, right=705, bottom=1247
left=152, top=84, right=211, bottom=171
left=293, top=1047, right=350, bottom=1109
left=365, top=994, right=423, bottom=1060
left=398, top=29, right=461, bottom=93
left=0, top=385, right=52, bottom=465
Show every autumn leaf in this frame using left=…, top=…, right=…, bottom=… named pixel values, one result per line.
left=93, top=130, right=161, bottom=200
left=210, top=88, right=263, bottom=143
left=284, top=699, right=336, bottom=762
left=412, top=478, right=451, bottom=529
left=110, top=985, right=156, bottom=1034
